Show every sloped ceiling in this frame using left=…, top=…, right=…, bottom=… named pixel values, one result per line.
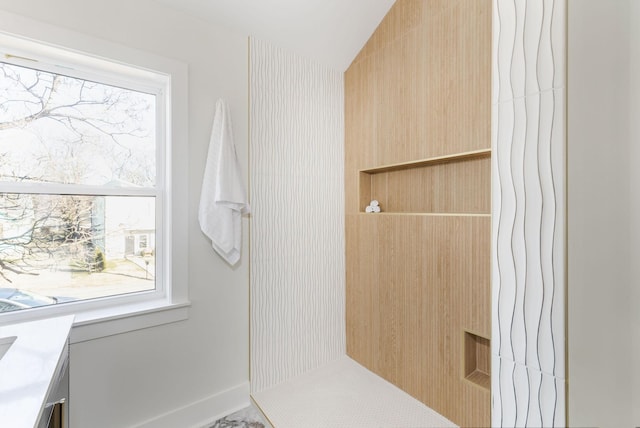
left=152, top=0, right=395, bottom=71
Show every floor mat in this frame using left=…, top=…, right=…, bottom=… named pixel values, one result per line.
left=209, top=405, right=267, bottom=428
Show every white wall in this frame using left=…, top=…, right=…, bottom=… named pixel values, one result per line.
left=568, top=1, right=634, bottom=427
left=0, top=1, right=251, bottom=427
left=249, top=38, right=345, bottom=393
left=630, top=1, right=640, bottom=424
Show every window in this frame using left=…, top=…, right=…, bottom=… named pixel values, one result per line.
left=0, top=60, right=161, bottom=307
left=0, top=28, right=188, bottom=339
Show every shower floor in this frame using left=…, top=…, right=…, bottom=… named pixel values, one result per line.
left=251, top=356, right=457, bottom=428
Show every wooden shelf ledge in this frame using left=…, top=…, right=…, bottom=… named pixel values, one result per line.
left=465, top=370, right=490, bottom=390
left=359, top=148, right=491, bottom=174
left=357, top=212, right=491, bottom=217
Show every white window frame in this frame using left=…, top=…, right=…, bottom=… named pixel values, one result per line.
left=0, top=17, right=190, bottom=343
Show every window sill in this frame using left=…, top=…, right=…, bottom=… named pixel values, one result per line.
left=0, top=299, right=190, bottom=344
left=70, top=299, right=191, bottom=344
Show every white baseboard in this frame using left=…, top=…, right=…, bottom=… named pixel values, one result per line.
left=132, top=382, right=250, bottom=428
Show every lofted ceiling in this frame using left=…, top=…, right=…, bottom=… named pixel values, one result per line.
left=152, top=0, right=395, bottom=71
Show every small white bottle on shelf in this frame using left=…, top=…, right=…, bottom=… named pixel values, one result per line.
left=366, top=200, right=381, bottom=213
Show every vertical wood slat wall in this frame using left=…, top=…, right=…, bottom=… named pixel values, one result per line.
left=344, top=1, right=492, bottom=427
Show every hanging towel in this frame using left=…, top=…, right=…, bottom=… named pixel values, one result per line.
left=198, top=98, right=250, bottom=266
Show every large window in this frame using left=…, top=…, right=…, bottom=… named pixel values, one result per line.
left=0, top=47, right=167, bottom=315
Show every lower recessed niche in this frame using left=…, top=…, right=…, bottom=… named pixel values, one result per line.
left=463, top=330, right=491, bottom=390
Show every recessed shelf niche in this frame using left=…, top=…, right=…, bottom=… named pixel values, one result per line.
left=463, top=330, right=491, bottom=390
left=358, top=149, right=491, bottom=215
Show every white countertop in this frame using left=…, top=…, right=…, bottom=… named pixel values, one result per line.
left=0, top=315, right=74, bottom=428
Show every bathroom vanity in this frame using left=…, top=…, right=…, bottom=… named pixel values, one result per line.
left=0, top=315, right=74, bottom=428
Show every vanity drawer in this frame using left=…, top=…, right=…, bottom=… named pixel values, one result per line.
left=38, top=343, right=69, bottom=428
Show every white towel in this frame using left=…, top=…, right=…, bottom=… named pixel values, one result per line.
left=198, top=99, right=249, bottom=266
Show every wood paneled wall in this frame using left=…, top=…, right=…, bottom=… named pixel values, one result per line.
left=345, top=1, right=492, bottom=426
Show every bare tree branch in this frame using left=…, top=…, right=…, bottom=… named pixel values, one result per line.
left=0, top=62, right=154, bottom=281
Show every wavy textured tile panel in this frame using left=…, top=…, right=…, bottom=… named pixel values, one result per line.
left=492, top=355, right=566, bottom=427
left=492, top=0, right=566, bottom=426
left=249, top=37, right=345, bottom=393
left=495, top=0, right=566, bottom=103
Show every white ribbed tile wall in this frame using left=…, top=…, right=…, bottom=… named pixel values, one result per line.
left=492, top=0, right=566, bottom=425
left=249, top=37, right=345, bottom=393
